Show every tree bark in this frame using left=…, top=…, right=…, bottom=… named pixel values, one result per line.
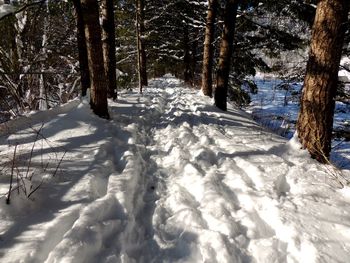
left=191, top=29, right=198, bottom=86
left=201, top=0, right=218, bottom=97
left=81, top=0, right=109, bottom=119
left=297, top=0, right=349, bottom=163
left=8, top=15, right=23, bottom=98
left=214, top=0, right=239, bottom=111
left=183, top=24, right=192, bottom=84
left=101, top=0, right=117, bottom=99
left=39, top=0, right=48, bottom=111
left=136, top=0, right=147, bottom=93
left=72, top=0, right=90, bottom=97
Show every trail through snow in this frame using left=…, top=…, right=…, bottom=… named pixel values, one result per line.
left=0, top=76, right=350, bottom=263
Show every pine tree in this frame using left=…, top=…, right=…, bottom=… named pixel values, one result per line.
left=201, top=0, right=218, bottom=97
left=144, top=0, right=206, bottom=82
left=297, top=0, right=349, bottom=163
left=72, top=0, right=90, bottom=97
left=101, top=0, right=117, bottom=99
left=80, top=0, right=109, bottom=119
left=214, top=0, right=239, bottom=111
left=136, top=0, right=147, bottom=93
left=183, top=24, right=192, bottom=84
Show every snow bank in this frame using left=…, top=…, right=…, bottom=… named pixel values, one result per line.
left=0, top=99, right=81, bottom=136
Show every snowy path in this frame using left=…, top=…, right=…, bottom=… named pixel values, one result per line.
left=0, top=76, right=350, bottom=263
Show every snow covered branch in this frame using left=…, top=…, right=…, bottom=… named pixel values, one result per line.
left=0, top=0, right=45, bottom=21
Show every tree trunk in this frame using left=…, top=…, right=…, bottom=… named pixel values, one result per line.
left=183, top=24, right=192, bottom=84
left=191, top=29, right=198, bottom=86
left=81, top=0, right=109, bottom=119
left=201, top=0, right=218, bottom=97
left=136, top=0, right=147, bottom=93
left=72, top=0, right=90, bottom=97
left=39, top=0, right=48, bottom=111
left=101, top=0, right=117, bottom=99
left=214, top=0, right=238, bottom=111
left=297, top=0, right=349, bottom=163
left=39, top=74, right=48, bottom=110
left=8, top=15, right=23, bottom=98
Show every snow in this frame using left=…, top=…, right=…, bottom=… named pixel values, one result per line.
left=0, top=3, right=14, bottom=19
left=246, top=76, right=350, bottom=169
left=339, top=57, right=350, bottom=81
left=0, top=76, right=350, bottom=263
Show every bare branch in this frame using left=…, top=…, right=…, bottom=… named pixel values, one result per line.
left=6, top=144, right=17, bottom=204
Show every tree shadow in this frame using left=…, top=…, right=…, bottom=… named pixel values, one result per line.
left=0, top=105, right=133, bottom=260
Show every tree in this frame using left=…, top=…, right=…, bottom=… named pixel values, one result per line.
left=297, top=0, right=350, bottom=163
left=183, top=24, right=192, bottom=84
left=136, top=0, right=147, bottom=93
left=0, top=0, right=46, bottom=22
left=201, top=0, right=218, bottom=97
left=101, top=0, right=117, bottom=99
left=1, top=1, right=79, bottom=114
left=142, top=0, right=206, bottom=82
left=81, top=0, right=109, bottom=118
left=214, top=0, right=239, bottom=111
left=72, top=0, right=90, bottom=97
left=38, top=0, right=49, bottom=111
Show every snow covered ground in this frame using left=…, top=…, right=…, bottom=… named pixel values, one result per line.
left=0, top=76, right=350, bottom=263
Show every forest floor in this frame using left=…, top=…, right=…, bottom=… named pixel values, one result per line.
left=0, top=76, right=350, bottom=263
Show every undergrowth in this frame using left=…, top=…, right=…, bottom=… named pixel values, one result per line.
left=0, top=123, right=66, bottom=204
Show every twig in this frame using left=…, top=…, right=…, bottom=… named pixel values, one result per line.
left=43, top=161, right=49, bottom=173
left=52, top=151, right=66, bottom=177
left=26, top=123, right=44, bottom=179
left=6, top=144, right=17, bottom=205
left=16, top=164, right=20, bottom=195
left=19, top=172, right=27, bottom=196
left=332, top=139, right=346, bottom=150
left=1, top=185, right=20, bottom=199
left=27, top=180, right=44, bottom=199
